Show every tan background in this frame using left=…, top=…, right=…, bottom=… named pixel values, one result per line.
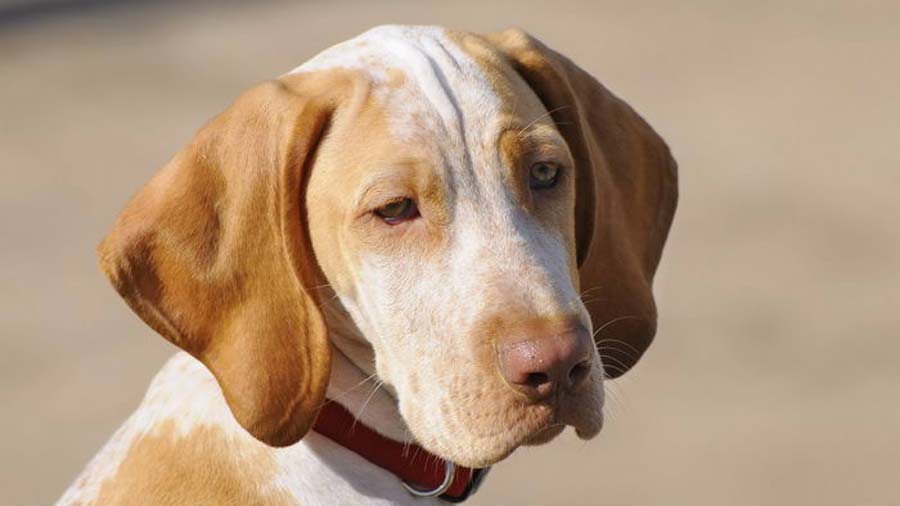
left=2, top=1, right=898, bottom=505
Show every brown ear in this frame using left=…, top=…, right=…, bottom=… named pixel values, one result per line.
left=486, top=29, right=678, bottom=378
left=98, top=75, right=335, bottom=446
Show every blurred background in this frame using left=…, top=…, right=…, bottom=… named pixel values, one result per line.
left=2, top=1, right=898, bottom=505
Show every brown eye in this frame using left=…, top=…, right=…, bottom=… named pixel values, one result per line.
left=529, top=162, right=560, bottom=189
left=374, top=198, right=419, bottom=224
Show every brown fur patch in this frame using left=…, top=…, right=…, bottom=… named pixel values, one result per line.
left=95, top=421, right=292, bottom=506
left=306, top=67, right=451, bottom=299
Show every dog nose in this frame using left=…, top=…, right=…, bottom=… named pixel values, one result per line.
left=498, top=328, right=593, bottom=399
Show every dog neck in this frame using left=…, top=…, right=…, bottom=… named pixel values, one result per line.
left=326, top=334, right=413, bottom=444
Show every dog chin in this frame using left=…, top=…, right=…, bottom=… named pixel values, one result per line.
left=522, top=424, right=566, bottom=446
left=521, top=410, right=603, bottom=446
left=430, top=420, right=578, bottom=468
left=456, top=423, right=584, bottom=466
left=411, top=398, right=604, bottom=468
left=417, top=419, right=549, bottom=468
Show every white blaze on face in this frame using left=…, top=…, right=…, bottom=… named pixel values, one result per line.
left=292, top=25, right=602, bottom=466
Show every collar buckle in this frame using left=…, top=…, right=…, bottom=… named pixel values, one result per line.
left=401, top=460, right=456, bottom=497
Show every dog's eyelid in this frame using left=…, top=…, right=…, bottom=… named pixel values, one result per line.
left=527, top=141, right=570, bottom=164
left=352, top=159, right=430, bottom=213
left=354, top=180, right=413, bottom=216
left=514, top=138, right=571, bottom=169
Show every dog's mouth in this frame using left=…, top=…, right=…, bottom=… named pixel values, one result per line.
left=520, top=400, right=604, bottom=446
left=404, top=396, right=604, bottom=469
left=393, top=350, right=606, bottom=468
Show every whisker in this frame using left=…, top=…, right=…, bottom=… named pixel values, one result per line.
left=600, top=363, right=627, bottom=377
left=599, top=354, right=633, bottom=372
left=579, top=296, right=604, bottom=307
left=313, top=372, right=379, bottom=410
left=604, top=383, right=623, bottom=412
left=602, top=381, right=629, bottom=422
left=598, top=353, right=633, bottom=373
left=596, top=336, right=644, bottom=356
left=591, top=315, right=639, bottom=340
left=579, top=286, right=605, bottom=298
left=516, top=128, right=541, bottom=144
left=578, top=286, right=608, bottom=307
left=350, top=379, right=384, bottom=432
left=517, top=105, right=572, bottom=135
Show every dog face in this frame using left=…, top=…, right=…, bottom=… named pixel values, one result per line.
left=99, top=26, right=677, bottom=466
left=303, top=27, right=599, bottom=466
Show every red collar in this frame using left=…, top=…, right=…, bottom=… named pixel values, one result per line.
left=313, top=400, right=490, bottom=502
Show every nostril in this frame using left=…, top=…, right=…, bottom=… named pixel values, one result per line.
left=497, top=325, right=593, bottom=398
left=525, top=371, right=550, bottom=389
left=568, top=359, right=591, bottom=387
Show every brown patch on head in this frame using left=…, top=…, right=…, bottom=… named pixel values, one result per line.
left=96, top=421, right=292, bottom=506
left=306, top=71, right=451, bottom=298
left=445, top=29, right=533, bottom=114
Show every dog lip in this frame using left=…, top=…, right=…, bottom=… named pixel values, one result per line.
left=571, top=413, right=604, bottom=440
left=522, top=423, right=566, bottom=445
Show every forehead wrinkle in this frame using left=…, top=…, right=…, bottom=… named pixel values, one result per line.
left=421, top=50, right=471, bottom=176
left=394, top=36, right=493, bottom=197
left=385, top=32, right=510, bottom=212
left=294, top=25, right=540, bottom=230
left=399, top=39, right=465, bottom=144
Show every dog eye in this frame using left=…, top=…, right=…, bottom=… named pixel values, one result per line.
left=529, top=162, right=560, bottom=190
left=374, top=198, right=419, bottom=224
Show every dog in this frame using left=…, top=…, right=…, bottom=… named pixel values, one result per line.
left=56, top=25, right=677, bottom=505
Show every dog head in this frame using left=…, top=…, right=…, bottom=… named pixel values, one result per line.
left=99, top=26, right=677, bottom=467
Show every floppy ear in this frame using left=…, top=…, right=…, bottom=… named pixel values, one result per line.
left=98, top=75, right=335, bottom=446
left=486, top=29, right=678, bottom=378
